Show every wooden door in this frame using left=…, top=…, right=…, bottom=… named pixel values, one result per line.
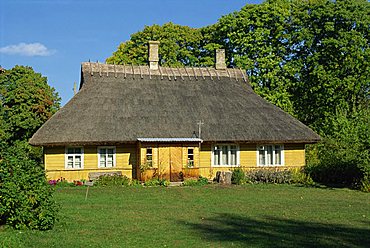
left=158, top=145, right=170, bottom=180
left=170, top=147, right=183, bottom=182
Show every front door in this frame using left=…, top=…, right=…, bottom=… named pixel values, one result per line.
left=157, top=145, right=183, bottom=182
left=170, top=146, right=183, bottom=182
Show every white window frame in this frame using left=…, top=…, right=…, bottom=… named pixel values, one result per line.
left=211, top=144, right=240, bottom=167
left=256, top=144, right=284, bottom=166
left=187, top=147, right=195, bottom=167
left=146, top=147, right=153, bottom=167
left=97, top=146, right=116, bottom=168
left=65, top=147, right=84, bottom=169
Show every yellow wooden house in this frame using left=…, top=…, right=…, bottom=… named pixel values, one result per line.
left=30, top=41, right=320, bottom=182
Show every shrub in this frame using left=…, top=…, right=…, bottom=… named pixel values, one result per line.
left=231, top=168, right=246, bottom=185
left=144, top=179, right=160, bottom=186
left=306, top=108, right=370, bottom=190
left=95, top=175, right=131, bottom=187
left=245, top=169, right=292, bottom=184
left=197, top=176, right=209, bottom=186
left=0, top=142, right=58, bottom=230
left=183, top=179, right=198, bottom=186
left=291, top=169, right=315, bottom=186
left=130, top=179, right=143, bottom=187
left=183, top=176, right=209, bottom=186
left=49, top=178, right=75, bottom=187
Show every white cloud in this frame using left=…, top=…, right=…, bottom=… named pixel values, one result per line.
left=0, top=42, right=55, bottom=56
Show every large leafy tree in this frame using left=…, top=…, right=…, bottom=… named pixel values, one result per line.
left=207, top=0, right=296, bottom=115
left=289, top=0, right=370, bottom=132
left=0, top=66, right=60, bottom=160
left=106, top=22, right=213, bottom=67
left=0, top=66, right=60, bottom=230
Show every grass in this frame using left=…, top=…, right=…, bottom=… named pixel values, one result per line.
left=1, top=184, right=369, bottom=247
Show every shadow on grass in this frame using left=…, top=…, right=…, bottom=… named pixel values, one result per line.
left=179, top=213, right=370, bottom=247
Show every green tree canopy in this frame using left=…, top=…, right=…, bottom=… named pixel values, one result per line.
left=0, top=66, right=60, bottom=156
left=288, top=0, right=370, bottom=132
left=106, top=22, right=215, bottom=67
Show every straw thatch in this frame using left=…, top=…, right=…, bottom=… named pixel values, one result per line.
left=29, top=63, right=320, bottom=146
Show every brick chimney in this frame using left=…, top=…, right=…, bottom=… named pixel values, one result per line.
left=215, top=49, right=226, bottom=70
left=148, top=41, right=160, bottom=70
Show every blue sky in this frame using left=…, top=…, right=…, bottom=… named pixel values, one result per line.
left=0, top=0, right=263, bottom=105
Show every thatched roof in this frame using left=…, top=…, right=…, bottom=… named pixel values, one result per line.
left=30, top=62, right=320, bottom=146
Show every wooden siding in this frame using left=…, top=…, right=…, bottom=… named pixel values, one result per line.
left=197, top=143, right=305, bottom=179
left=44, top=143, right=305, bottom=181
left=284, top=143, right=305, bottom=167
left=44, top=145, right=136, bottom=181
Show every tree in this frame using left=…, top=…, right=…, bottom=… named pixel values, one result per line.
left=289, top=0, right=370, bottom=132
left=0, top=66, right=60, bottom=158
left=207, top=0, right=296, bottom=115
left=0, top=66, right=60, bottom=230
left=106, top=22, right=213, bottom=67
left=0, top=141, right=58, bottom=230
left=306, top=106, right=370, bottom=190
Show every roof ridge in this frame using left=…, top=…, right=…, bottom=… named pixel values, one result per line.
left=81, top=62, right=247, bottom=82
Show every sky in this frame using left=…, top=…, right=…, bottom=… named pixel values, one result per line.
left=0, top=0, right=263, bottom=105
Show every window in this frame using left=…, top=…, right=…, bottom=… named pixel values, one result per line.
left=187, top=148, right=194, bottom=167
left=98, top=147, right=116, bottom=168
left=146, top=147, right=153, bottom=166
left=257, top=145, right=284, bottom=166
left=212, top=145, right=239, bottom=166
left=65, top=147, right=83, bottom=169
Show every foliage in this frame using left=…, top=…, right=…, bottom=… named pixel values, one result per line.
left=95, top=174, right=131, bottom=187
left=288, top=0, right=370, bottom=131
left=0, top=65, right=60, bottom=160
left=130, top=179, right=143, bottom=187
left=0, top=142, right=58, bottom=230
left=243, top=168, right=313, bottom=185
left=207, top=0, right=296, bottom=115
left=231, top=168, right=246, bottom=185
left=209, top=0, right=369, bottom=123
left=143, top=178, right=169, bottom=187
left=245, top=169, right=292, bottom=184
left=183, top=176, right=209, bottom=186
left=106, top=22, right=212, bottom=67
left=306, top=107, right=370, bottom=190
left=139, top=162, right=152, bottom=172
left=50, top=179, right=76, bottom=187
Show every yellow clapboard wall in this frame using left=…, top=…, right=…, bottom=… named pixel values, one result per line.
left=44, top=145, right=136, bottom=181
left=44, top=143, right=305, bottom=181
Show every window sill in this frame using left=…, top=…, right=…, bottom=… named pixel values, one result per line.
left=212, top=165, right=240, bottom=167
left=257, top=164, right=284, bottom=167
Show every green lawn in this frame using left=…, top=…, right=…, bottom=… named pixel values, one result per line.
left=1, top=184, right=369, bottom=247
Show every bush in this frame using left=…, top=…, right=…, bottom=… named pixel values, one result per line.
left=49, top=178, right=75, bottom=187
left=245, top=169, right=292, bottom=184
left=231, top=168, right=246, bottom=185
left=183, top=176, right=209, bottom=186
left=130, top=179, right=143, bottom=187
left=143, top=178, right=169, bottom=187
left=182, top=179, right=198, bottom=186
left=95, top=175, right=131, bottom=187
left=0, top=142, right=58, bottom=230
left=306, top=108, right=370, bottom=190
